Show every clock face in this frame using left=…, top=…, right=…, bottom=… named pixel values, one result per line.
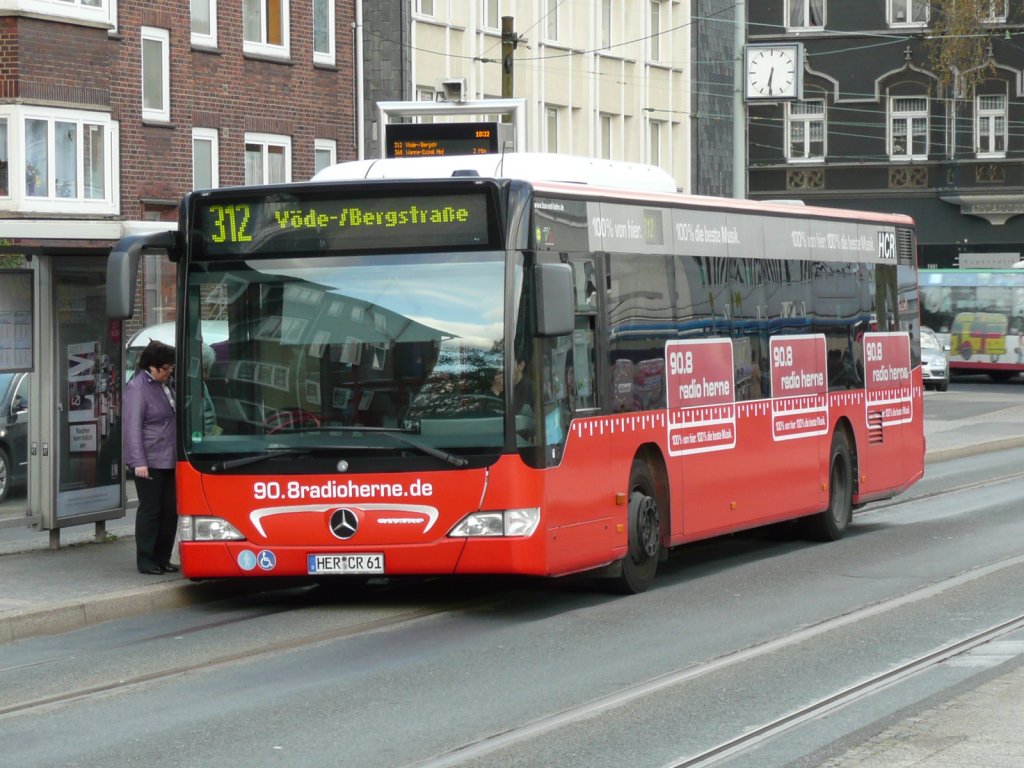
left=746, top=46, right=800, bottom=99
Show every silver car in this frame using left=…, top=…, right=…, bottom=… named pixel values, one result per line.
left=921, top=326, right=950, bottom=392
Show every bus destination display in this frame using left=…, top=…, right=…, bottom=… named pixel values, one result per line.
left=196, top=192, right=493, bottom=254
left=385, top=122, right=500, bottom=158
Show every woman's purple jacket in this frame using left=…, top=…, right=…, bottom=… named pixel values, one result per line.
left=123, top=371, right=176, bottom=470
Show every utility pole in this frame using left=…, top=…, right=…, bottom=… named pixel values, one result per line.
left=501, top=16, right=518, bottom=104
left=733, top=0, right=746, bottom=199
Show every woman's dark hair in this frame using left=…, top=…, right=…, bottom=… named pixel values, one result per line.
left=138, top=340, right=175, bottom=371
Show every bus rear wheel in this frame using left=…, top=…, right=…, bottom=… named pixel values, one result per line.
left=802, top=431, right=853, bottom=542
left=613, top=460, right=661, bottom=594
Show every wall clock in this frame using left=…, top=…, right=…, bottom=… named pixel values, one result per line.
left=745, top=44, right=803, bottom=100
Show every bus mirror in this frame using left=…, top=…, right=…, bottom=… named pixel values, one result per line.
left=535, top=263, right=573, bottom=337
left=107, top=231, right=177, bottom=319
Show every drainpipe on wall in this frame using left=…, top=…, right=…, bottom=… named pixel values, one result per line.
left=355, top=2, right=365, bottom=160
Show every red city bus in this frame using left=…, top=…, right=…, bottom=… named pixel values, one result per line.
left=107, top=153, right=924, bottom=593
left=920, top=268, right=1024, bottom=381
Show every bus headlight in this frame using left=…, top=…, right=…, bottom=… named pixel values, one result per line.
left=179, top=515, right=245, bottom=542
left=448, top=508, right=540, bottom=538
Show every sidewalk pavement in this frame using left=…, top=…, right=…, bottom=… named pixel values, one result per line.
left=2, top=406, right=1024, bottom=766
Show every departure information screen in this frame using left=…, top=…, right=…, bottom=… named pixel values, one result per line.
left=194, top=189, right=495, bottom=255
left=385, top=122, right=500, bottom=158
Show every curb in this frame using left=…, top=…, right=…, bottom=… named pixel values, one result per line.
left=0, top=581, right=193, bottom=643
left=924, top=435, right=1024, bottom=465
left=0, top=577, right=281, bottom=644
left=3, top=437, right=1022, bottom=644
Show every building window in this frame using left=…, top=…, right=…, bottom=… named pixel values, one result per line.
left=976, top=94, right=1007, bottom=156
left=245, top=133, right=291, bottom=184
left=416, top=87, right=436, bottom=123
left=0, top=118, right=8, bottom=197
left=888, top=0, right=928, bottom=25
left=0, top=106, right=116, bottom=213
left=28, top=117, right=107, bottom=200
left=649, top=119, right=662, bottom=166
left=243, top=0, right=290, bottom=58
left=14, top=0, right=112, bottom=25
left=650, top=1, right=661, bottom=61
left=600, top=114, right=612, bottom=159
left=314, top=138, right=337, bottom=175
left=415, top=0, right=434, bottom=17
left=787, top=0, right=824, bottom=28
left=787, top=100, right=825, bottom=161
left=482, top=0, right=499, bottom=30
left=546, top=106, right=558, bottom=152
left=191, top=0, right=217, bottom=47
left=545, top=0, right=558, bottom=41
left=890, top=96, right=928, bottom=160
left=982, top=0, right=1007, bottom=22
left=141, top=27, right=170, bottom=123
left=313, top=0, right=335, bottom=65
left=600, top=0, right=612, bottom=48
left=193, top=128, right=219, bottom=190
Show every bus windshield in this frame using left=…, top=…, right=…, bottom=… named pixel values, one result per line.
left=182, top=250, right=522, bottom=460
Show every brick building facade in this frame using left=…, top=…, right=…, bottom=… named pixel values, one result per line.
left=2, top=0, right=358, bottom=331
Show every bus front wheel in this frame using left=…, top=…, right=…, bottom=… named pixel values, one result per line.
left=613, top=460, right=661, bottom=594
left=802, top=431, right=853, bottom=542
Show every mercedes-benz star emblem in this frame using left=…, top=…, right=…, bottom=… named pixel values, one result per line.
left=329, top=508, right=359, bottom=540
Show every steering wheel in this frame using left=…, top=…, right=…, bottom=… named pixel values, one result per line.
left=459, top=394, right=506, bottom=415
left=266, top=409, right=321, bottom=434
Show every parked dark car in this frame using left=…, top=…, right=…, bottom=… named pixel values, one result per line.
left=0, top=372, right=29, bottom=504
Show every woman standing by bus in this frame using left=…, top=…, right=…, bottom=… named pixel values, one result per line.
left=123, top=340, right=178, bottom=575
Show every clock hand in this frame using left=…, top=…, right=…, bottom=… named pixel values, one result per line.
left=767, top=67, right=774, bottom=92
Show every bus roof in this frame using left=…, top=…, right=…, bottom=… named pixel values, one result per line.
left=312, top=152, right=680, bottom=194
left=312, top=152, right=915, bottom=229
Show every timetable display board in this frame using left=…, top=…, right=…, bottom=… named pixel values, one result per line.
left=0, top=270, right=33, bottom=372
left=385, top=122, right=500, bottom=158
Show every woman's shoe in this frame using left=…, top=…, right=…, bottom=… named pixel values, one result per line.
left=139, top=566, right=163, bottom=575
left=160, top=563, right=180, bottom=573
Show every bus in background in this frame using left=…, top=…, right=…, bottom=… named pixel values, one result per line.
left=107, top=153, right=924, bottom=593
left=920, top=269, right=1024, bottom=381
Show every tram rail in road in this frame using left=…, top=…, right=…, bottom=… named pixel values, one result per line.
left=403, top=552, right=1024, bottom=768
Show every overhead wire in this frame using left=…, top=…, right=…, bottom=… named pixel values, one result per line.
left=375, top=5, right=1022, bottom=158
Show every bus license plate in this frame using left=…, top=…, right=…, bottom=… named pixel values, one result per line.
left=308, top=553, right=385, bottom=575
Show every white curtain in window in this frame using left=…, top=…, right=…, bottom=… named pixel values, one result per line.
left=55, top=121, right=77, bottom=198
left=313, top=0, right=330, bottom=54
left=142, top=37, right=165, bottom=111
left=194, top=138, right=213, bottom=189
left=26, top=119, right=48, bottom=197
left=245, top=144, right=262, bottom=185
left=191, top=0, right=212, bottom=36
left=243, top=0, right=261, bottom=42
left=268, top=145, right=286, bottom=183
left=0, top=118, right=8, bottom=196
left=790, top=0, right=824, bottom=26
left=85, top=124, right=105, bottom=199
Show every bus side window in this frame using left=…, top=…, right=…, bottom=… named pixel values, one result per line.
left=570, top=258, right=598, bottom=411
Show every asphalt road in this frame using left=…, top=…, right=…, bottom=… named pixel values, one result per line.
left=3, top=415, right=1024, bottom=767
